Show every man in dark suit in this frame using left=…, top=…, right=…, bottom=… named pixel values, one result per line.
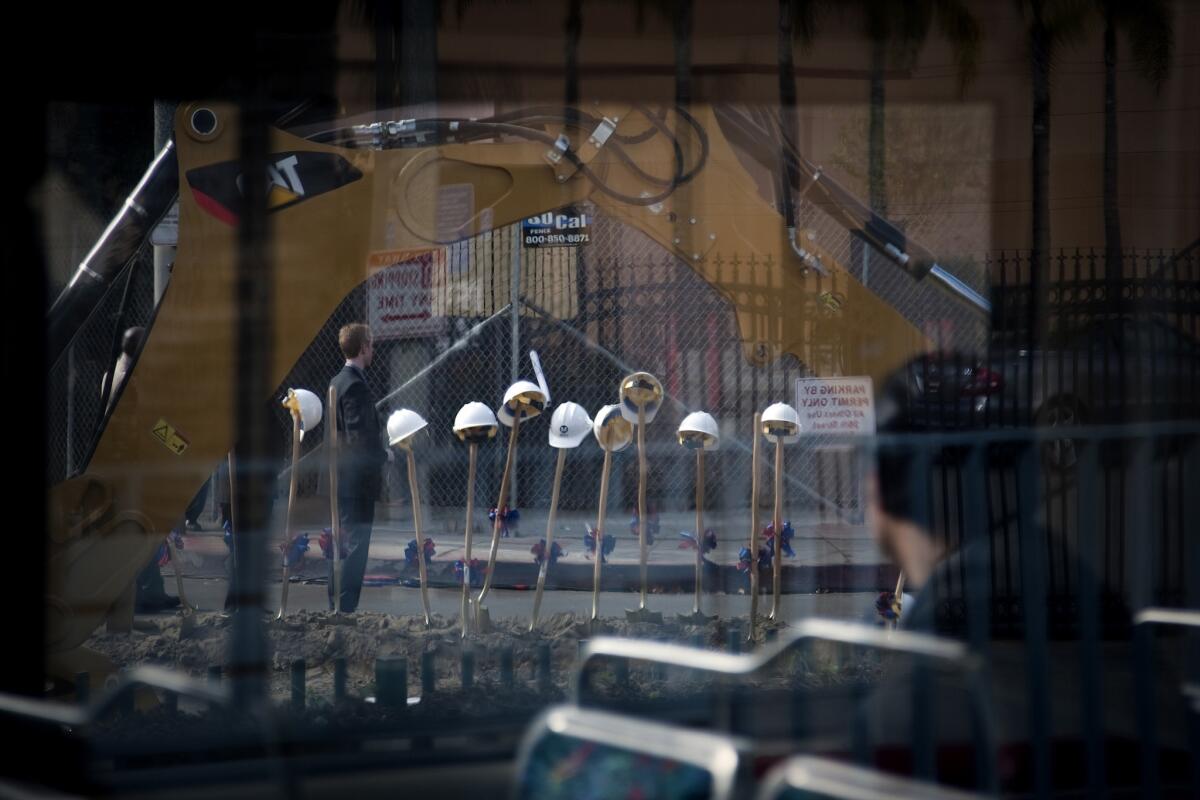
left=329, top=322, right=390, bottom=612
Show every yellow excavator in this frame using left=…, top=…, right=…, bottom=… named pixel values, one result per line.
left=44, top=100, right=988, bottom=679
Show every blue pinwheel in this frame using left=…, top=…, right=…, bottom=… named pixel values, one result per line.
left=876, top=591, right=902, bottom=622
left=531, top=539, right=565, bottom=566
left=629, top=510, right=660, bottom=545
left=490, top=506, right=521, bottom=538
left=763, top=520, right=795, bottom=558
left=677, top=529, right=718, bottom=554
left=405, top=537, right=436, bottom=568
left=454, top=558, right=484, bottom=587
left=281, top=533, right=310, bottom=568
left=584, top=525, right=616, bottom=563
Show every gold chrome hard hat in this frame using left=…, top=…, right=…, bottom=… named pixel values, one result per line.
left=618, top=371, right=663, bottom=424
left=498, top=380, right=547, bottom=427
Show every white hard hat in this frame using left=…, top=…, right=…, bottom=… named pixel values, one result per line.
left=593, top=404, right=633, bottom=452
left=284, top=388, right=324, bottom=441
left=497, top=380, right=547, bottom=427
left=387, top=408, right=428, bottom=447
left=548, top=402, right=592, bottom=449
left=761, top=402, right=801, bottom=443
left=619, top=371, right=663, bottom=424
left=677, top=411, right=719, bottom=450
left=453, top=401, right=499, bottom=444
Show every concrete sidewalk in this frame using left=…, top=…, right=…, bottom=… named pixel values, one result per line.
left=177, top=500, right=896, bottom=593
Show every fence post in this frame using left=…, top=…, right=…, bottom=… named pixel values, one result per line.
left=1076, top=440, right=1106, bottom=797
left=510, top=225, right=521, bottom=508
left=1127, top=439, right=1160, bottom=797
left=1016, top=442, right=1051, bottom=799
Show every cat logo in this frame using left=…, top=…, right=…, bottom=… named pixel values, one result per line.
left=186, top=152, right=363, bottom=226
left=235, top=155, right=307, bottom=209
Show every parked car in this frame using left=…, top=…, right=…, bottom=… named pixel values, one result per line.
left=990, top=317, right=1199, bottom=466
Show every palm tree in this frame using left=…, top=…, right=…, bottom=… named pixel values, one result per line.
left=1017, top=0, right=1089, bottom=342
left=633, top=0, right=694, bottom=101
left=841, top=0, right=982, bottom=219
left=643, top=0, right=983, bottom=229
left=567, top=0, right=583, bottom=105
left=1096, top=0, right=1173, bottom=301
left=345, top=0, right=440, bottom=111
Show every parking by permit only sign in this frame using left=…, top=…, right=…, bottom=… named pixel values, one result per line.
left=794, top=376, right=876, bottom=435
left=522, top=208, right=591, bottom=248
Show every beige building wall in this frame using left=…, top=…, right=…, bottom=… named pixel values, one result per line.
left=332, top=0, right=1197, bottom=266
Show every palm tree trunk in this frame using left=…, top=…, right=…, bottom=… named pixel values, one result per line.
left=1030, top=0, right=1051, bottom=349
left=868, top=37, right=887, bottom=217
left=565, top=0, right=582, bottom=106
left=1103, top=11, right=1123, bottom=311
left=777, top=0, right=800, bottom=216
left=675, top=0, right=692, bottom=106
left=374, top=3, right=395, bottom=111
left=399, top=0, right=438, bottom=108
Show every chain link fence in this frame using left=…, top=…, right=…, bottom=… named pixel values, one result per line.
left=271, top=209, right=996, bottom=534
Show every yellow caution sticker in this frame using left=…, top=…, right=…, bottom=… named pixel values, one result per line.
left=818, top=291, right=845, bottom=313
left=151, top=419, right=190, bottom=455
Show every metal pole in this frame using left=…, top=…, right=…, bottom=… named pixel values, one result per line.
left=510, top=226, right=521, bottom=509
left=928, top=264, right=991, bottom=316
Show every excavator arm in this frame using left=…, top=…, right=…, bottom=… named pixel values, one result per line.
left=45, top=100, right=958, bottom=665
